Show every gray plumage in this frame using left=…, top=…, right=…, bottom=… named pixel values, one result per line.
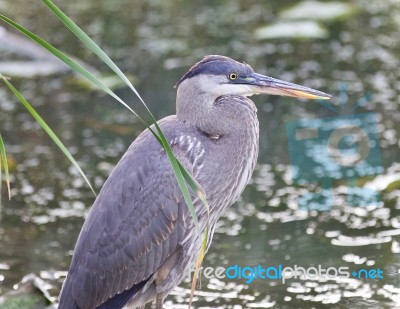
left=59, top=55, right=330, bottom=309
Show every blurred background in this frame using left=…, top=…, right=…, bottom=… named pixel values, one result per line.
left=0, top=0, right=399, bottom=308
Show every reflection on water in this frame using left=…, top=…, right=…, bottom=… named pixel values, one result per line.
left=0, top=0, right=399, bottom=308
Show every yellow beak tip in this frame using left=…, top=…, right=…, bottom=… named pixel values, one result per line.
left=291, top=90, right=332, bottom=100
left=316, top=95, right=332, bottom=100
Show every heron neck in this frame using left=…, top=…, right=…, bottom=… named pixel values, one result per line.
left=176, top=82, right=216, bottom=134
left=194, top=96, right=259, bottom=227
left=176, top=84, right=257, bottom=136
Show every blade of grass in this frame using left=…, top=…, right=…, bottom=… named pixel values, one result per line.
left=0, top=133, right=11, bottom=200
left=0, top=133, right=11, bottom=208
left=0, top=15, right=158, bottom=196
left=6, top=4, right=205, bottom=232
left=160, top=137, right=199, bottom=230
left=0, top=74, right=95, bottom=196
left=189, top=225, right=209, bottom=309
left=0, top=157, right=2, bottom=209
left=41, top=0, right=207, bottom=231
left=0, top=13, right=203, bottom=231
left=178, top=161, right=209, bottom=214
left=179, top=157, right=209, bottom=308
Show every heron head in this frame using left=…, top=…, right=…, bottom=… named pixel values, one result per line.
left=176, top=55, right=331, bottom=100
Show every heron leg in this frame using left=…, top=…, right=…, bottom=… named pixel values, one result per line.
left=156, top=294, right=164, bottom=309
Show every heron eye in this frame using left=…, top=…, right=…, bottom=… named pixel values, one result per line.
left=229, top=72, right=238, bottom=80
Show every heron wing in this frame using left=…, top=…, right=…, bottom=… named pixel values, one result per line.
left=60, top=128, right=193, bottom=309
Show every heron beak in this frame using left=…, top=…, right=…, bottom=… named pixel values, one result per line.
left=248, top=73, right=332, bottom=100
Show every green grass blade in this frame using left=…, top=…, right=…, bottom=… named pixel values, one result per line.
left=0, top=157, right=2, bottom=209
left=158, top=134, right=200, bottom=230
left=0, top=133, right=11, bottom=200
left=0, top=11, right=204, bottom=233
left=40, top=1, right=205, bottom=231
left=0, top=14, right=166, bottom=197
left=178, top=161, right=209, bottom=214
left=0, top=15, right=170, bottom=206
left=0, top=74, right=96, bottom=196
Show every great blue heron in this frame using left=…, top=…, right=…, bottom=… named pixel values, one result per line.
left=58, top=55, right=331, bottom=309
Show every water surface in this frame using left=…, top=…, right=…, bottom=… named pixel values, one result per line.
left=0, top=0, right=399, bottom=308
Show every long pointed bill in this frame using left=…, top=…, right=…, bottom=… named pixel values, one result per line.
left=249, top=73, right=332, bottom=100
